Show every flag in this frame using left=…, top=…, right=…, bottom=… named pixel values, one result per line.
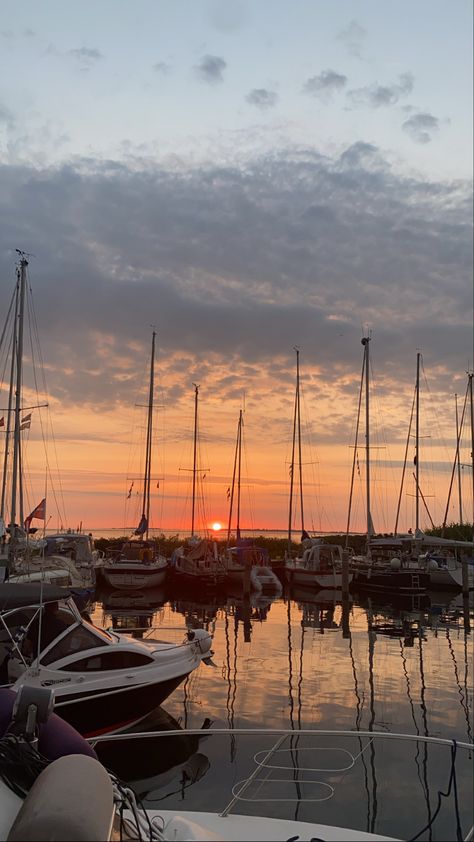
left=126, top=481, right=134, bottom=499
left=301, top=529, right=311, bottom=542
left=24, top=498, right=46, bottom=530
left=0, top=417, right=4, bottom=427
left=134, top=514, right=148, bottom=535
left=226, top=486, right=231, bottom=501
left=20, top=419, right=31, bottom=431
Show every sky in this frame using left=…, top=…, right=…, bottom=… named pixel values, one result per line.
left=0, top=1, right=472, bottom=536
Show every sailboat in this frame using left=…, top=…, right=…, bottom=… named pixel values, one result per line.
left=222, top=409, right=281, bottom=592
left=391, top=357, right=474, bottom=589
left=348, top=338, right=430, bottom=595
left=101, top=332, right=168, bottom=590
left=284, top=348, right=350, bottom=590
left=0, top=254, right=95, bottom=594
left=170, top=385, right=226, bottom=588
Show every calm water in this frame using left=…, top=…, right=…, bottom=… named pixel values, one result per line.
left=89, top=584, right=474, bottom=839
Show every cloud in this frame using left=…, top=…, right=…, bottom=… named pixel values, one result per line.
left=195, top=54, right=227, bottom=84
left=69, top=47, right=104, bottom=69
left=402, top=112, right=440, bottom=144
left=336, top=19, right=367, bottom=58
left=153, top=61, right=171, bottom=75
left=0, top=102, right=15, bottom=128
left=347, top=73, right=414, bottom=108
left=245, top=89, right=278, bottom=109
left=0, top=144, right=470, bottom=433
left=302, top=70, right=347, bottom=101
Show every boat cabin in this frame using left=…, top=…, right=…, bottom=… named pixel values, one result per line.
left=301, top=542, right=344, bottom=571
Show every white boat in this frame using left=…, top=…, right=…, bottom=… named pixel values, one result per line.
left=0, top=695, right=472, bottom=842
left=101, top=332, right=168, bottom=591
left=101, top=538, right=168, bottom=590
left=285, top=539, right=353, bottom=589
left=0, top=583, right=212, bottom=737
left=249, top=564, right=282, bottom=593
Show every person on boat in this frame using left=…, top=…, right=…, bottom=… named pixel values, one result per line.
left=22, top=601, right=69, bottom=658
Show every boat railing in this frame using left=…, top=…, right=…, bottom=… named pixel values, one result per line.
left=88, top=727, right=474, bottom=838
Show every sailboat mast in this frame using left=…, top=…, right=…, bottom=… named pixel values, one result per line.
left=191, top=383, right=199, bottom=536
left=361, top=336, right=371, bottom=548
left=469, top=371, right=474, bottom=537
left=415, top=352, right=421, bottom=532
left=9, top=256, right=28, bottom=561
left=296, top=349, right=305, bottom=536
left=287, top=347, right=299, bottom=554
left=141, top=331, right=156, bottom=540
left=455, top=393, right=463, bottom=525
left=0, top=275, right=20, bottom=523
left=236, top=410, right=242, bottom=541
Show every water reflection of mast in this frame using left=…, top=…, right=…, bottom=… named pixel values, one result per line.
left=446, top=627, right=473, bottom=745
left=399, top=633, right=429, bottom=824
left=224, top=608, right=236, bottom=761
left=286, top=593, right=302, bottom=818
left=348, top=615, right=371, bottom=831
left=417, top=623, right=433, bottom=834
left=366, top=600, right=378, bottom=835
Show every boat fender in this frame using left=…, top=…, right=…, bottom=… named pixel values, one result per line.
left=187, top=628, right=213, bottom=656
left=6, top=754, right=114, bottom=842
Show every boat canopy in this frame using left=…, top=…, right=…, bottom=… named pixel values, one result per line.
left=0, top=583, right=71, bottom=611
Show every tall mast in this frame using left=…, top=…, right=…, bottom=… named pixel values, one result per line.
left=191, top=383, right=199, bottom=536
left=469, top=371, right=474, bottom=538
left=9, top=255, right=28, bottom=562
left=296, top=349, right=305, bottom=536
left=361, top=336, right=371, bottom=550
left=455, top=393, right=463, bottom=525
left=1, top=275, right=20, bottom=522
left=141, top=330, right=156, bottom=540
left=415, top=352, right=421, bottom=532
left=288, top=347, right=302, bottom=554
left=236, top=410, right=242, bottom=542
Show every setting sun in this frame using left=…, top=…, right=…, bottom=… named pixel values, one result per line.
left=211, top=522, right=222, bottom=532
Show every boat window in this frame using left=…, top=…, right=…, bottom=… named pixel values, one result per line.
left=41, top=625, right=104, bottom=666
left=59, top=651, right=155, bottom=671
left=82, top=620, right=113, bottom=642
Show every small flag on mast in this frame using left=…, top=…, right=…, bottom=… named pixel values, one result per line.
left=0, top=417, right=4, bottom=427
left=20, top=413, right=32, bottom=430
left=24, top=498, right=46, bottom=530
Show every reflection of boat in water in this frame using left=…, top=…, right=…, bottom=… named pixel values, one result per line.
left=94, top=704, right=211, bottom=800
left=98, top=586, right=166, bottom=613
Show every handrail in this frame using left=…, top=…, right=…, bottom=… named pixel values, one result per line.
left=88, top=726, right=474, bottom=750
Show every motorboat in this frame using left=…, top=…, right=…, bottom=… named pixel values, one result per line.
left=0, top=687, right=472, bottom=841
left=285, top=539, right=353, bottom=589
left=0, top=584, right=212, bottom=737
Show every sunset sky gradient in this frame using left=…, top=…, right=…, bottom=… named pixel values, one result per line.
left=0, top=1, right=472, bottom=536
